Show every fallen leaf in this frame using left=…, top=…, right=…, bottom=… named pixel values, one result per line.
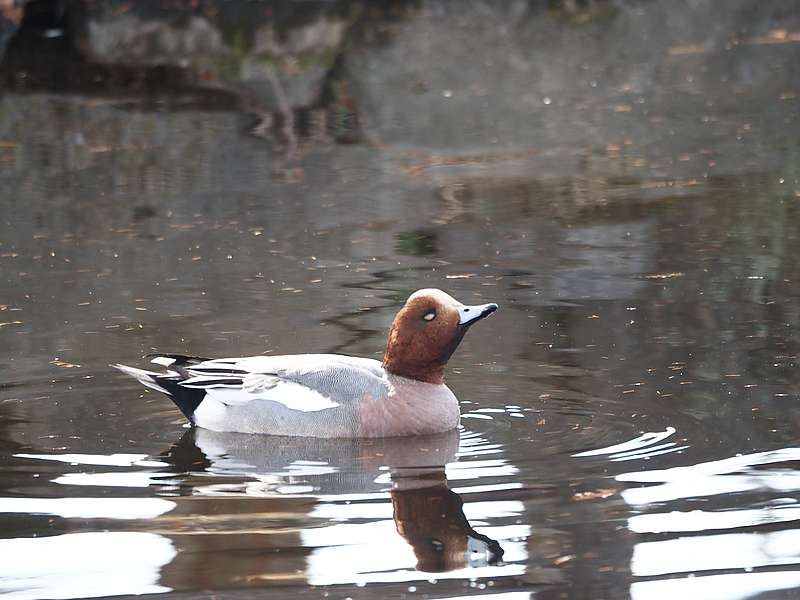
left=50, top=359, right=81, bottom=368
left=572, top=488, right=616, bottom=501
left=739, top=30, right=800, bottom=45
left=669, top=44, right=706, bottom=55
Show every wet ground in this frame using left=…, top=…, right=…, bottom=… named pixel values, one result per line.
left=1, top=1, right=800, bottom=599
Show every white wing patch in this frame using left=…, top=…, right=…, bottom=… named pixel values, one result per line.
left=205, top=377, right=339, bottom=412
left=150, top=356, right=176, bottom=367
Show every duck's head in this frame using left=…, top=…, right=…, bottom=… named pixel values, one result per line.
left=382, top=288, right=498, bottom=384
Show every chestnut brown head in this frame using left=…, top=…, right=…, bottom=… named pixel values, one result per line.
left=382, top=289, right=498, bottom=384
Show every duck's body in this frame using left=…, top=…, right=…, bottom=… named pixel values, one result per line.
left=114, top=289, right=496, bottom=438
left=117, top=353, right=458, bottom=438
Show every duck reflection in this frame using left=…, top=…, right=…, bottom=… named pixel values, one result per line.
left=390, top=468, right=504, bottom=571
left=158, top=427, right=502, bottom=588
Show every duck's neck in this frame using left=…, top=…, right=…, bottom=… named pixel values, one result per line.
left=382, top=357, right=445, bottom=385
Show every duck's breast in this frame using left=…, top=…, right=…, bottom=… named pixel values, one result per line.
left=357, top=375, right=460, bottom=438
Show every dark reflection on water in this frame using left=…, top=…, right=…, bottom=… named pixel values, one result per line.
left=1, top=0, right=800, bottom=598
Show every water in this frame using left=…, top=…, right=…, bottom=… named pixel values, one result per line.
left=1, top=1, right=800, bottom=599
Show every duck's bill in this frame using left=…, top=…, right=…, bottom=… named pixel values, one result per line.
left=457, top=303, right=499, bottom=327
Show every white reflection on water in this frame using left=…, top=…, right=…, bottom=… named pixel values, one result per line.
left=451, top=482, right=524, bottom=494
left=629, top=503, right=800, bottom=534
left=631, top=571, right=800, bottom=600
left=621, top=447, right=800, bottom=600
left=631, top=529, right=800, bottom=576
left=0, top=532, right=175, bottom=599
left=52, top=471, right=169, bottom=488
left=442, top=594, right=537, bottom=600
left=0, top=497, right=175, bottom=519
left=14, top=453, right=167, bottom=467
left=302, top=519, right=418, bottom=584
left=284, top=460, right=338, bottom=476
left=617, top=447, right=800, bottom=505
left=450, top=430, right=518, bottom=479
left=446, top=459, right=519, bottom=480
left=573, top=427, right=684, bottom=460
left=12, top=452, right=177, bottom=489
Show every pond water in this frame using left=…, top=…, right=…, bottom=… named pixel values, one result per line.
left=1, top=2, right=800, bottom=599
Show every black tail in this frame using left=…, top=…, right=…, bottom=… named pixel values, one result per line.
left=113, top=355, right=212, bottom=423
left=152, top=378, right=206, bottom=422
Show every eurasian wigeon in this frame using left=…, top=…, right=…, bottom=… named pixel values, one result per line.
left=114, top=289, right=498, bottom=438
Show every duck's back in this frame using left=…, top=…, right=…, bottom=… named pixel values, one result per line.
left=192, top=354, right=390, bottom=437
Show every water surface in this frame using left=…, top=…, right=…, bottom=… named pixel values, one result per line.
left=1, top=1, right=800, bottom=599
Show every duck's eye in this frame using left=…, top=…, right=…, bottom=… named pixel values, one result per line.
left=423, top=311, right=436, bottom=322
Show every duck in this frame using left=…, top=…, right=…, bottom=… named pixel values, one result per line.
left=113, top=289, right=498, bottom=438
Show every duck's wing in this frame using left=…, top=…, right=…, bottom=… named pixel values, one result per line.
left=184, top=353, right=384, bottom=378
left=118, top=353, right=388, bottom=436
left=181, top=354, right=386, bottom=399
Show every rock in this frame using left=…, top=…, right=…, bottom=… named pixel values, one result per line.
left=0, top=0, right=24, bottom=62
left=342, top=0, right=800, bottom=179
left=81, top=1, right=357, bottom=109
